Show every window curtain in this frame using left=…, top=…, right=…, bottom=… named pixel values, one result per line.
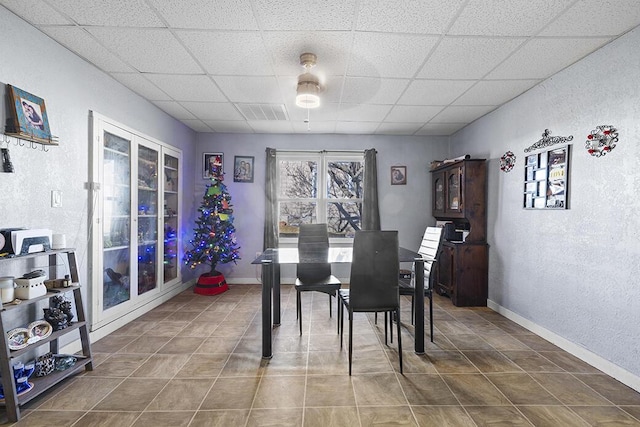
left=362, top=148, right=380, bottom=230
left=263, top=147, right=278, bottom=249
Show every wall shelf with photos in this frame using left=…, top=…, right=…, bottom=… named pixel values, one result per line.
left=523, top=145, right=570, bottom=209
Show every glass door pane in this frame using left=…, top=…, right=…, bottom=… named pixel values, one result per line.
left=102, top=131, right=131, bottom=310
left=137, top=144, right=159, bottom=295
left=163, top=153, right=179, bottom=283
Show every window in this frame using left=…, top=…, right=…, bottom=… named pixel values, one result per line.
left=277, top=151, right=364, bottom=241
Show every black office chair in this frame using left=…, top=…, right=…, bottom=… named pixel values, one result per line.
left=338, top=230, right=402, bottom=375
left=399, top=226, right=443, bottom=342
left=295, top=224, right=342, bottom=336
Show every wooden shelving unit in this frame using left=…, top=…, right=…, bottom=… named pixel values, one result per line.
left=0, top=249, right=92, bottom=422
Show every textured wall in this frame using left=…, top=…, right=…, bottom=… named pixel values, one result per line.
left=450, top=26, right=640, bottom=379
left=0, top=8, right=198, bottom=330
left=194, top=132, right=449, bottom=282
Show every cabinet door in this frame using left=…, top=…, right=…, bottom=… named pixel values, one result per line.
left=101, top=126, right=133, bottom=311
left=137, top=142, right=160, bottom=296
left=446, top=166, right=463, bottom=214
left=436, top=244, right=454, bottom=296
left=163, top=149, right=181, bottom=285
left=432, top=171, right=445, bottom=217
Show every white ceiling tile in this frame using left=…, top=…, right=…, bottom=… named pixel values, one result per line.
left=178, top=31, right=272, bottom=75
left=341, top=78, right=410, bottom=105
left=40, top=27, right=135, bottom=73
left=375, top=122, right=422, bottom=135
left=315, top=76, right=346, bottom=104
left=51, top=0, right=163, bottom=26
left=287, top=103, right=339, bottom=122
left=349, top=33, right=439, bottom=78
left=262, top=32, right=353, bottom=77
left=292, top=121, right=337, bottom=133
left=215, top=76, right=282, bottom=103
left=399, top=80, right=476, bottom=105
left=453, top=80, right=540, bottom=106
left=385, top=106, right=444, bottom=123
left=449, top=0, right=574, bottom=36
left=335, top=121, right=381, bottom=134
left=357, top=0, right=465, bottom=33
left=0, top=0, right=71, bottom=25
left=430, top=105, right=495, bottom=123
left=148, top=0, right=258, bottom=30
left=253, top=0, right=357, bottom=30
left=180, top=102, right=244, bottom=121
left=540, top=0, right=640, bottom=36
left=416, top=123, right=467, bottom=135
left=152, top=101, right=197, bottom=120
left=205, top=121, right=254, bottom=133
left=418, top=37, right=526, bottom=79
left=486, top=37, right=612, bottom=79
left=248, top=121, right=295, bottom=134
left=87, top=28, right=202, bottom=73
left=110, top=73, right=171, bottom=101
left=145, top=74, right=227, bottom=102
left=181, top=119, right=214, bottom=132
left=338, top=104, right=392, bottom=122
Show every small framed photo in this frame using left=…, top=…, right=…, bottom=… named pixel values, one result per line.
left=6, top=85, right=52, bottom=142
left=234, top=155, right=254, bottom=183
left=203, top=152, right=223, bottom=179
left=391, top=166, right=407, bottom=185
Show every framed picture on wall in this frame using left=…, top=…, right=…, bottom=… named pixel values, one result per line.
left=6, top=84, right=53, bottom=143
left=391, top=166, right=407, bottom=185
left=233, top=156, right=254, bottom=183
left=203, top=152, right=223, bottom=179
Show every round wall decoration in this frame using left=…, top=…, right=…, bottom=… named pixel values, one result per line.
left=586, top=125, right=618, bottom=157
left=500, top=151, right=516, bottom=172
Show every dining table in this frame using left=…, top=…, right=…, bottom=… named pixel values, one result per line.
left=251, top=246, right=426, bottom=359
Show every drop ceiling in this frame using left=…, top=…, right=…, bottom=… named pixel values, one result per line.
left=2, top=0, right=640, bottom=136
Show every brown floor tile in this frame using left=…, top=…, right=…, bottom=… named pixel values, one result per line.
left=146, top=378, right=212, bottom=410
left=91, top=334, right=137, bottom=353
left=306, top=350, right=349, bottom=375
left=436, top=320, right=475, bottom=335
left=152, top=320, right=190, bottom=337
left=10, top=410, right=86, bottom=426
left=112, top=319, right=159, bottom=335
left=131, top=353, right=191, bottom=378
left=132, top=411, right=195, bottom=427
left=447, top=333, right=495, bottom=351
left=263, top=352, right=308, bottom=376
left=253, top=376, right=306, bottom=408
left=394, top=350, right=438, bottom=374
left=479, top=333, right=531, bottom=351
left=501, top=350, right=564, bottom=373
left=176, top=353, right=228, bottom=378
left=303, top=407, right=359, bottom=427
left=428, top=350, right=479, bottom=374
left=465, top=405, right=533, bottom=426
left=93, top=378, right=168, bottom=411
left=84, top=353, right=149, bottom=377
left=72, top=411, right=141, bottom=427
left=157, top=336, right=207, bottom=354
left=538, top=351, right=602, bottom=373
left=190, top=409, right=250, bottom=427
left=441, top=374, right=511, bottom=406
left=200, top=377, right=260, bottom=410
left=118, top=335, right=172, bottom=353
left=462, top=350, right=523, bottom=373
left=247, top=408, right=303, bottom=427
left=570, top=405, right=640, bottom=425
left=531, top=373, right=612, bottom=405
left=36, top=377, right=122, bottom=410
left=486, top=373, right=560, bottom=405
left=352, top=373, right=407, bottom=406
left=518, top=405, right=590, bottom=427
left=411, top=405, right=476, bottom=426
left=622, top=406, right=640, bottom=421
left=576, top=374, right=640, bottom=405
left=358, top=405, right=418, bottom=426
left=305, top=375, right=356, bottom=407
left=219, top=352, right=265, bottom=377
left=398, top=374, right=459, bottom=405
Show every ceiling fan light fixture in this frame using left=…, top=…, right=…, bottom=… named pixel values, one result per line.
left=295, top=52, right=322, bottom=109
left=296, top=72, right=321, bottom=108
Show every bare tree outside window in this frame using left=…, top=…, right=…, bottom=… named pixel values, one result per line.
left=277, top=154, right=364, bottom=239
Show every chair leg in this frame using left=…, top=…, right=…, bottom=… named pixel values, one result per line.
left=429, top=294, right=434, bottom=343
left=389, top=311, right=393, bottom=344
left=396, top=308, right=403, bottom=374
left=348, top=309, right=353, bottom=376
left=411, top=295, right=415, bottom=326
left=297, top=292, right=302, bottom=336
left=339, top=300, right=344, bottom=347
left=329, top=293, right=332, bottom=318
left=384, top=312, right=388, bottom=345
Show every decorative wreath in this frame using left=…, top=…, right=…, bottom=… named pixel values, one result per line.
left=586, top=125, right=618, bottom=157
left=500, top=151, right=516, bottom=172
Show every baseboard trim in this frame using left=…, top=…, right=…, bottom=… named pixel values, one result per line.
left=487, top=299, right=640, bottom=393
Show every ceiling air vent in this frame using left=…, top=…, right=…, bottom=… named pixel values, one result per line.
left=236, top=103, right=288, bottom=121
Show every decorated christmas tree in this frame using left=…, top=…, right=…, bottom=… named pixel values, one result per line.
left=183, top=154, right=240, bottom=294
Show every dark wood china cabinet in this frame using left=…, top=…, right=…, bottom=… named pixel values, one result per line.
left=431, top=159, right=488, bottom=307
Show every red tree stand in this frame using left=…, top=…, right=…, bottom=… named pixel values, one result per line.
left=194, top=271, right=229, bottom=296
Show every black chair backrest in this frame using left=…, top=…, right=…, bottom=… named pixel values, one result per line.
left=297, top=224, right=331, bottom=280
left=349, top=230, right=399, bottom=312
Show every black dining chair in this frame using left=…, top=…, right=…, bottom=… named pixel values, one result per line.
left=295, top=224, right=342, bottom=336
left=338, top=230, right=402, bottom=375
left=398, top=226, right=443, bottom=342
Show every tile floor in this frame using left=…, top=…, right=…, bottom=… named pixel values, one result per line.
left=5, top=284, right=640, bottom=426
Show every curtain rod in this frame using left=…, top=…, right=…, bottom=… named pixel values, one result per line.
left=273, top=149, right=365, bottom=154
